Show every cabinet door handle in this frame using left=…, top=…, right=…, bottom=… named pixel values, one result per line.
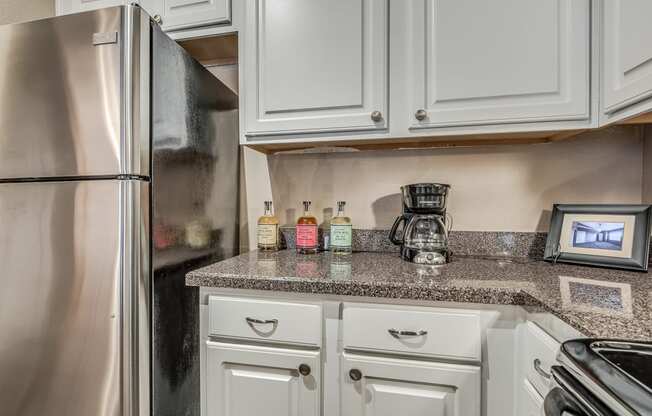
left=533, top=358, right=552, bottom=380
left=415, top=109, right=427, bottom=121
left=153, top=14, right=163, bottom=25
left=349, top=369, right=362, bottom=381
left=388, top=328, right=428, bottom=337
left=245, top=317, right=278, bottom=326
left=298, top=364, right=311, bottom=376
left=371, top=111, right=383, bottom=122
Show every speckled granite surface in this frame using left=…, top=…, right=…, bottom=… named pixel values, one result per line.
left=279, top=228, right=547, bottom=258
left=187, top=250, right=652, bottom=341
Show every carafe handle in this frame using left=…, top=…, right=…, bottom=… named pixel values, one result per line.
left=446, top=213, right=453, bottom=234
left=389, top=216, right=407, bottom=245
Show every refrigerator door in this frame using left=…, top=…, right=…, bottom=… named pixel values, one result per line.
left=0, top=6, right=150, bottom=180
left=150, top=23, right=239, bottom=416
left=0, top=179, right=150, bottom=416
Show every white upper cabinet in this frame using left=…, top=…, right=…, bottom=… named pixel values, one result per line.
left=155, top=0, right=231, bottom=31
left=243, top=0, right=389, bottom=137
left=57, top=0, right=231, bottom=32
left=601, top=0, right=652, bottom=122
left=407, top=0, right=590, bottom=129
left=56, top=0, right=123, bottom=15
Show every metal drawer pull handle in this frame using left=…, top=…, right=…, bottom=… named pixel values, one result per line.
left=533, top=358, right=552, bottom=380
left=245, top=317, right=278, bottom=325
left=388, top=329, right=428, bottom=337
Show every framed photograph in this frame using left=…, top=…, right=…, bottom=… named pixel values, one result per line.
left=544, top=204, right=652, bottom=271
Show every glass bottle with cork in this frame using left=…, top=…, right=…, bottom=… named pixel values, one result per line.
left=257, top=200, right=279, bottom=251
left=296, top=200, right=318, bottom=254
left=330, top=201, right=352, bottom=254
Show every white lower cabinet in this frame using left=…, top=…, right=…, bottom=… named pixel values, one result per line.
left=202, top=294, right=575, bottom=416
left=514, top=321, right=560, bottom=416
left=517, top=379, right=545, bottom=416
left=341, top=352, right=481, bottom=416
left=206, top=341, right=320, bottom=416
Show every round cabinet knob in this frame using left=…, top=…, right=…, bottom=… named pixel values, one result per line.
left=415, top=109, right=427, bottom=121
left=153, top=14, right=163, bottom=25
left=370, top=111, right=383, bottom=122
left=349, top=368, right=362, bottom=381
left=298, top=364, right=311, bottom=376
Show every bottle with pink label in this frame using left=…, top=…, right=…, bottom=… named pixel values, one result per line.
left=296, top=200, right=318, bottom=254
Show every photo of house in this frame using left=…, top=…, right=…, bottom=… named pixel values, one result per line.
left=571, top=221, right=625, bottom=251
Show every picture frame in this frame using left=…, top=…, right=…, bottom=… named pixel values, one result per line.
left=544, top=204, right=652, bottom=272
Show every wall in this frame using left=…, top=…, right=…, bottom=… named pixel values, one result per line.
left=0, top=0, right=53, bottom=25
left=2, top=3, right=646, bottom=247
left=643, top=125, right=652, bottom=204
left=261, top=126, right=645, bottom=234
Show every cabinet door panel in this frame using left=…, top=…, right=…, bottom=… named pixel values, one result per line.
left=521, top=322, right=558, bottom=396
left=408, top=0, right=589, bottom=128
left=206, top=341, right=320, bottom=416
left=57, top=0, right=124, bottom=15
left=244, top=0, right=388, bottom=137
left=516, top=379, right=544, bottom=416
left=341, top=353, right=480, bottom=416
left=602, top=0, right=652, bottom=116
left=161, top=0, right=231, bottom=31
left=135, top=0, right=163, bottom=21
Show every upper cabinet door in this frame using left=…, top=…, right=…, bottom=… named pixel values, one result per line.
left=407, top=0, right=590, bottom=129
left=243, top=0, right=389, bottom=138
left=57, top=0, right=123, bottom=15
left=159, top=0, right=231, bottom=31
left=602, top=0, right=652, bottom=119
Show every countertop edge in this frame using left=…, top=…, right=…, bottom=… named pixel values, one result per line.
left=187, top=274, right=610, bottom=338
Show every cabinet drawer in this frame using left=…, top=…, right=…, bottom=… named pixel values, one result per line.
left=522, top=321, right=559, bottom=396
left=343, top=304, right=481, bottom=361
left=208, top=296, right=322, bottom=346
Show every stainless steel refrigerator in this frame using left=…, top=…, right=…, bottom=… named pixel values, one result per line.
left=0, top=5, right=239, bottom=416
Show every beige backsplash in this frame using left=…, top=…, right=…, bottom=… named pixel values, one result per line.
left=239, top=126, right=652, bottom=250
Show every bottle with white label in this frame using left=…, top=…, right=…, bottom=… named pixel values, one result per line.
left=257, top=201, right=279, bottom=251
left=330, top=201, right=352, bottom=254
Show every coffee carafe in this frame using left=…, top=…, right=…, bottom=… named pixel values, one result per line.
left=389, top=183, right=452, bottom=265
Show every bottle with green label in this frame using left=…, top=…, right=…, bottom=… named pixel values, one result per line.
left=330, top=201, right=352, bottom=254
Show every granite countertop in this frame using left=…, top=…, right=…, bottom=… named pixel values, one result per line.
left=186, top=250, right=652, bottom=341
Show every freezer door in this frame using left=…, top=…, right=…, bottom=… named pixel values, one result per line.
left=0, top=6, right=150, bottom=179
left=0, top=179, right=150, bottom=416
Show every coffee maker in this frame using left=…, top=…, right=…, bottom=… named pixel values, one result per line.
left=389, top=183, right=452, bottom=265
